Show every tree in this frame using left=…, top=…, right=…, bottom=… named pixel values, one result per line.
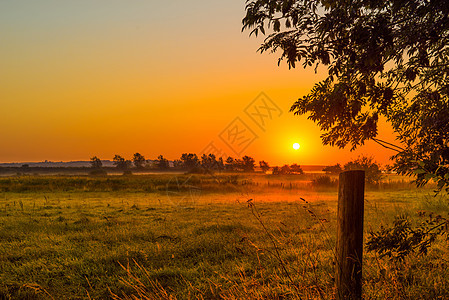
left=180, top=153, right=200, bottom=171
left=344, top=155, right=383, bottom=185
left=113, top=155, right=131, bottom=170
left=290, top=163, right=304, bottom=174
left=201, top=153, right=218, bottom=171
left=225, top=156, right=235, bottom=171
left=280, top=165, right=292, bottom=175
left=132, top=153, right=146, bottom=169
left=156, top=155, right=169, bottom=170
left=272, top=165, right=290, bottom=175
left=173, top=159, right=183, bottom=169
left=242, top=155, right=256, bottom=172
left=323, top=163, right=343, bottom=175
left=217, top=157, right=225, bottom=171
left=243, top=0, right=449, bottom=192
left=89, top=156, right=106, bottom=176
left=259, top=160, right=270, bottom=173
left=90, top=156, right=102, bottom=169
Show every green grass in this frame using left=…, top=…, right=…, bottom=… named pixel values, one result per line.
left=0, top=174, right=447, bottom=299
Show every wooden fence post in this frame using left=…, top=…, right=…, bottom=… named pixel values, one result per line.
left=336, top=170, right=365, bottom=299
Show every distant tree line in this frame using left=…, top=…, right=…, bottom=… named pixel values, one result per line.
left=322, top=155, right=383, bottom=185
left=89, top=153, right=305, bottom=175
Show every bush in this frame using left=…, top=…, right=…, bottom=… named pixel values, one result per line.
left=311, top=175, right=337, bottom=187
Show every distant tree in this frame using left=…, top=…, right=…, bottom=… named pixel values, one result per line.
left=272, top=164, right=301, bottom=175
left=233, top=158, right=244, bottom=172
left=113, top=155, right=124, bottom=167
left=113, top=155, right=131, bottom=170
left=132, top=153, right=146, bottom=169
left=323, top=163, right=342, bottom=175
left=217, top=157, right=225, bottom=171
left=290, top=164, right=304, bottom=174
left=225, top=156, right=235, bottom=171
left=157, top=155, right=169, bottom=170
left=90, top=156, right=102, bottom=169
left=280, top=165, right=292, bottom=175
left=344, top=156, right=382, bottom=185
left=200, top=154, right=208, bottom=169
left=89, top=156, right=107, bottom=176
left=201, top=154, right=218, bottom=170
left=180, top=153, right=200, bottom=170
left=242, top=156, right=256, bottom=172
left=173, top=159, right=183, bottom=169
left=259, top=160, right=270, bottom=173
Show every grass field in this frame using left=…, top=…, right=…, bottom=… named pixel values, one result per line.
left=0, top=173, right=448, bottom=299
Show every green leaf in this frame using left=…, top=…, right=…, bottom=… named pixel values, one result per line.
left=413, top=169, right=427, bottom=175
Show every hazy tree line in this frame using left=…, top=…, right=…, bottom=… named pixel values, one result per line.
left=322, top=156, right=382, bottom=184
left=89, top=153, right=305, bottom=175
left=91, top=153, right=383, bottom=180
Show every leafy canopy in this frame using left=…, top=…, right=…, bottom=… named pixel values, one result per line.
left=344, top=155, right=382, bottom=185
left=132, top=153, right=146, bottom=169
left=243, top=0, right=449, bottom=191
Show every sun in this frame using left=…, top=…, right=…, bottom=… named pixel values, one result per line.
left=293, top=143, right=300, bottom=150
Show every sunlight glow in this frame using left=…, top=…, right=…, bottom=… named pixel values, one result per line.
left=293, top=143, right=300, bottom=150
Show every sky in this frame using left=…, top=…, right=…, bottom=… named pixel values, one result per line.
left=0, top=1, right=397, bottom=166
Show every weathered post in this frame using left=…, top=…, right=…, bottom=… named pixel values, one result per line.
left=336, top=170, right=365, bottom=299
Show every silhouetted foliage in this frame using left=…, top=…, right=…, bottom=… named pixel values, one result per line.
left=225, top=157, right=235, bottom=171
left=156, top=155, right=169, bottom=170
left=132, top=153, right=146, bottom=169
left=217, top=157, right=225, bottom=171
left=344, top=155, right=382, bottom=185
left=180, top=153, right=200, bottom=171
left=113, top=155, right=132, bottom=170
left=272, top=165, right=291, bottom=175
left=384, top=164, right=394, bottom=174
left=367, top=214, right=448, bottom=261
left=323, top=163, right=342, bottom=174
left=272, top=164, right=303, bottom=175
left=201, top=154, right=218, bottom=171
left=259, top=160, right=270, bottom=173
left=280, top=165, right=292, bottom=175
left=224, top=156, right=256, bottom=172
left=89, top=157, right=107, bottom=176
left=173, top=159, right=183, bottom=169
left=90, top=156, right=102, bottom=169
left=241, top=156, right=256, bottom=172
left=290, top=163, right=304, bottom=174
left=243, top=0, right=449, bottom=193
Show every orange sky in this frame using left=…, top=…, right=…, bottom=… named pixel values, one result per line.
left=0, top=1, right=397, bottom=166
